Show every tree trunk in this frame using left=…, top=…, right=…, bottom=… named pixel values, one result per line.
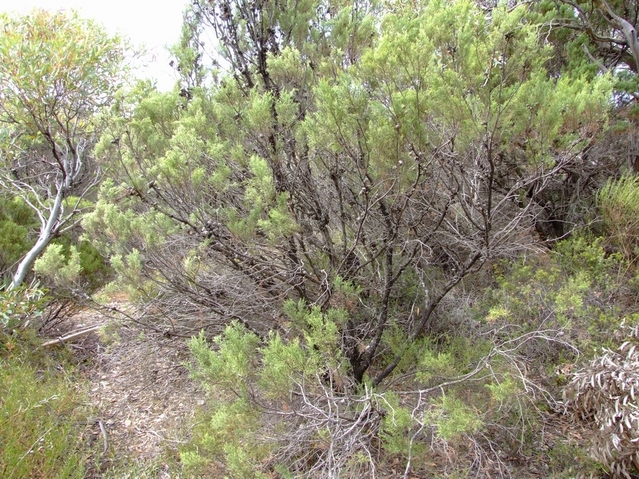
left=10, top=187, right=64, bottom=289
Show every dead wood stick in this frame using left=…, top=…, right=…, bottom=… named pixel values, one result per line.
left=97, top=419, right=109, bottom=453
left=39, top=324, right=105, bottom=348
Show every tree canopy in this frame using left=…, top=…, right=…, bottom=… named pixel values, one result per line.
left=0, top=9, right=124, bottom=288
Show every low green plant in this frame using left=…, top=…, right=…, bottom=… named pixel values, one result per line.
left=183, top=325, right=277, bottom=478
left=183, top=307, right=368, bottom=477
left=545, top=439, right=603, bottom=479
left=378, top=391, right=415, bottom=456
left=0, top=196, right=36, bottom=279
left=598, top=174, right=639, bottom=262
left=0, top=338, right=92, bottom=479
left=101, top=456, right=186, bottom=479
left=484, top=234, right=630, bottom=352
left=34, top=238, right=113, bottom=295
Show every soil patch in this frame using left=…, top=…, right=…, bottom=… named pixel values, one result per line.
left=49, top=304, right=202, bottom=477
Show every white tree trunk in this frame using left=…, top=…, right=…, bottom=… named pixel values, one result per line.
left=10, top=185, right=64, bottom=289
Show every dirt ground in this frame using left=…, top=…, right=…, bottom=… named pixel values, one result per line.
left=51, top=302, right=203, bottom=478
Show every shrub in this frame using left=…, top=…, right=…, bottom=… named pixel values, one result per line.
left=34, top=239, right=113, bottom=296
left=484, top=235, right=629, bottom=352
left=0, top=285, right=47, bottom=333
left=184, top=314, right=549, bottom=477
left=184, top=311, right=392, bottom=478
left=0, top=196, right=36, bottom=280
left=563, top=323, right=639, bottom=477
left=598, top=174, right=639, bottom=262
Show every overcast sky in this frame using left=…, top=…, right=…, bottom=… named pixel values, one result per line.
left=0, top=0, right=189, bottom=90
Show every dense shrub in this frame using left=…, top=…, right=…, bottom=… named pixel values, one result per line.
left=34, top=238, right=113, bottom=295
left=0, top=196, right=36, bottom=280
left=484, top=235, right=630, bottom=352
left=0, top=194, right=112, bottom=296
left=183, top=311, right=553, bottom=477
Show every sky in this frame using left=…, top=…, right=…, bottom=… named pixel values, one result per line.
left=0, top=0, right=190, bottom=90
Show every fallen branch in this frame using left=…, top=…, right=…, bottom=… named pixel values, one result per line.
left=39, top=324, right=105, bottom=348
left=97, top=419, right=109, bottom=453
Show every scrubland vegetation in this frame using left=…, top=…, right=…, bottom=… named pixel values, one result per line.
left=3, top=0, right=639, bottom=477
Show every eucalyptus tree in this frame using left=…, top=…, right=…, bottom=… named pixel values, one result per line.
left=0, top=10, right=124, bottom=289
left=88, top=0, right=612, bottom=475
left=540, top=0, right=639, bottom=74
left=536, top=0, right=639, bottom=178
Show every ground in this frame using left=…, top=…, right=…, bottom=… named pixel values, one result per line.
left=50, top=302, right=203, bottom=478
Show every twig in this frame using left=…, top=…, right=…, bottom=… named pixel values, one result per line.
left=7, top=427, right=53, bottom=479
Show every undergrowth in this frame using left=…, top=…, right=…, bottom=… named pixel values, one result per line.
left=0, top=330, right=94, bottom=478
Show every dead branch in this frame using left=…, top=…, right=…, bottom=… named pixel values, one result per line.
left=38, top=324, right=105, bottom=348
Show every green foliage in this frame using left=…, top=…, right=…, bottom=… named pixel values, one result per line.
left=598, top=174, right=639, bottom=262
left=428, top=394, right=483, bottom=441
left=85, top=179, right=179, bottom=254
left=181, top=397, right=266, bottom=478
left=0, top=192, right=111, bottom=293
left=485, top=376, right=519, bottom=403
left=0, top=285, right=47, bottom=332
left=301, top=306, right=344, bottom=358
left=0, top=196, right=36, bottom=277
left=0, top=338, right=92, bottom=479
left=378, top=391, right=418, bottom=456
left=85, top=0, right=625, bottom=475
left=34, top=244, right=83, bottom=286
left=0, top=9, right=124, bottom=138
left=77, top=16, right=612, bottom=427
left=417, top=347, right=457, bottom=384
left=0, top=9, right=126, bottom=289
left=74, top=240, right=114, bottom=292
left=83, top=176, right=178, bottom=297
left=485, top=235, right=630, bottom=351
left=544, top=439, right=603, bottom=479
left=33, top=239, right=113, bottom=293
left=185, top=309, right=359, bottom=476
left=534, top=0, right=639, bottom=111
left=185, top=325, right=281, bottom=477
left=168, top=5, right=206, bottom=89
left=188, top=324, right=260, bottom=396
left=259, top=333, right=308, bottom=397
left=186, top=310, right=544, bottom=476
left=237, top=155, right=300, bottom=241
left=100, top=458, right=185, bottom=479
